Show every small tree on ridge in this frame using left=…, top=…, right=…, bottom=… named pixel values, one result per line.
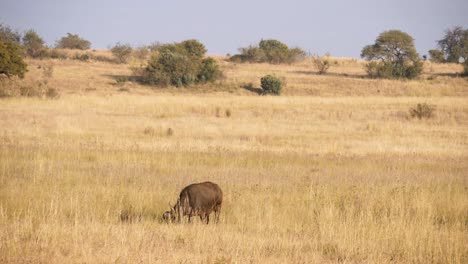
left=361, top=30, right=423, bottom=79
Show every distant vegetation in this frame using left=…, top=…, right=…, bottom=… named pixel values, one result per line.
left=427, top=26, right=467, bottom=64
left=260, top=75, right=283, bottom=95
left=0, top=23, right=21, bottom=44
left=141, top=39, right=222, bottom=87
left=410, top=103, right=436, bottom=119
left=428, top=49, right=445, bottom=63
left=311, top=54, right=332, bottom=74
left=0, top=40, right=27, bottom=78
left=111, top=43, right=133, bottom=63
left=230, top=39, right=307, bottom=64
left=361, top=30, right=423, bottom=79
left=437, top=26, right=467, bottom=63
left=22, top=29, right=47, bottom=58
left=132, top=46, right=150, bottom=61
left=56, top=33, right=91, bottom=50
left=1, top=21, right=468, bottom=95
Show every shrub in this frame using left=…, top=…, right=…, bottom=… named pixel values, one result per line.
left=56, top=33, right=91, bottom=50
left=143, top=127, right=155, bottom=136
left=410, top=103, right=435, bottom=119
left=41, top=63, right=54, bottom=79
left=0, top=23, right=21, bottom=44
left=312, top=55, right=331, bottom=74
left=133, top=46, right=150, bottom=61
left=22, top=29, right=47, bottom=58
left=259, top=39, right=290, bottom=64
left=361, top=30, right=423, bottom=79
left=260, top=75, right=282, bottom=95
left=92, top=54, right=116, bottom=63
left=288, top=47, right=308, bottom=63
left=46, top=87, right=60, bottom=99
left=111, top=43, right=133, bottom=63
left=115, top=76, right=128, bottom=87
left=230, top=39, right=306, bottom=64
left=47, top=49, right=67, bottom=59
left=230, top=46, right=265, bottom=63
left=142, top=39, right=221, bottom=87
left=0, top=40, right=27, bottom=78
left=428, top=49, right=445, bottom=63
left=73, top=53, right=90, bottom=61
left=198, top=57, right=222, bottom=83
left=0, top=77, right=19, bottom=97
left=148, top=41, right=162, bottom=52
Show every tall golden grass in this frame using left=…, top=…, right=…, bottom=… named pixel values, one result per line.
left=0, top=54, right=467, bottom=263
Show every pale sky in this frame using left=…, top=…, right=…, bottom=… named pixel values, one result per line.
left=1, top=0, right=467, bottom=58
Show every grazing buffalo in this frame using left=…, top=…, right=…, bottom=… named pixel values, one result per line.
left=164, top=181, right=223, bottom=224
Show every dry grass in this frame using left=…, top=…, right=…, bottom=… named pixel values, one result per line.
left=0, top=53, right=467, bottom=263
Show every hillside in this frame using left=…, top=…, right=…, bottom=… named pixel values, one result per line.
left=1, top=53, right=467, bottom=263
left=16, top=50, right=467, bottom=97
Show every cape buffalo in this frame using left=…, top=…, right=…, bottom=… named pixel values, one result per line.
left=165, top=181, right=223, bottom=224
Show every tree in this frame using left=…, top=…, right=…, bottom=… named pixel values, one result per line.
left=22, top=30, right=47, bottom=58
left=0, top=23, right=21, bottom=44
left=0, top=40, right=27, bottom=78
left=437, top=26, right=468, bottom=63
left=56, top=33, right=91, bottom=50
left=361, top=30, right=423, bottom=79
left=111, top=42, right=133, bottom=63
left=428, top=49, right=445, bottom=63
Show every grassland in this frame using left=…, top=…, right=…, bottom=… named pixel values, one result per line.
left=0, top=53, right=467, bottom=263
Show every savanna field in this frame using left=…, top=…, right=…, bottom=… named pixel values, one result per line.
left=1, top=52, right=468, bottom=263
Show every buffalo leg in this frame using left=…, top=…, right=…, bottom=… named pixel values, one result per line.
left=214, top=207, right=221, bottom=223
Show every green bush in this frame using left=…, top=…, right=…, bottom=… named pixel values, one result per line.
left=260, top=75, right=283, bottom=95
left=365, top=60, right=423, bottom=79
left=259, top=39, right=289, bottom=64
left=111, top=43, right=133, bottom=63
left=428, top=49, right=445, bottom=63
left=56, top=33, right=91, bottom=50
left=142, top=39, right=221, bottom=87
left=22, top=29, right=47, bottom=58
left=198, top=57, right=222, bottom=83
left=0, top=40, right=27, bottom=78
left=230, top=46, right=265, bottom=63
left=230, top=39, right=306, bottom=64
